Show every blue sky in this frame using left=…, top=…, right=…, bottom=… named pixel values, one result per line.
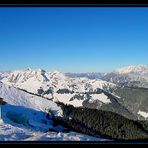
left=0, top=7, right=148, bottom=72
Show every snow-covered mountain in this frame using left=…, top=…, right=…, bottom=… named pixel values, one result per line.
left=114, top=64, right=148, bottom=74
left=0, top=68, right=50, bottom=93
left=65, top=65, right=148, bottom=89
left=0, top=81, right=62, bottom=130
left=102, top=64, right=148, bottom=88
left=0, top=82, right=106, bottom=141
left=0, top=68, right=116, bottom=107
left=0, top=68, right=115, bottom=92
left=1, top=66, right=148, bottom=141
left=0, top=68, right=137, bottom=119
left=1, top=66, right=148, bottom=120
left=0, top=82, right=60, bottom=113
left=58, top=65, right=148, bottom=120
left=65, top=72, right=107, bottom=80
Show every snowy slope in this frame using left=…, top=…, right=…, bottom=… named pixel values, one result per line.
left=0, top=124, right=106, bottom=141
left=23, top=132, right=107, bottom=141
left=53, top=93, right=84, bottom=107
left=0, top=82, right=107, bottom=141
left=0, top=82, right=60, bottom=113
left=90, top=93, right=111, bottom=104
left=0, top=82, right=62, bottom=132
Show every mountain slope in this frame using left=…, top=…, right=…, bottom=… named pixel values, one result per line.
left=0, top=68, right=115, bottom=94
left=65, top=65, right=148, bottom=89
left=115, top=65, right=148, bottom=74
left=0, top=81, right=62, bottom=132
left=0, top=82, right=106, bottom=141
left=65, top=72, right=106, bottom=80
left=102, top=64, right=148, bottom=88
left=0, top=82, right=60, bottom=113
left=0, top=69, right=136, bottom=120
left=112, top=86, right=148, bottom=120
left=0, top=68, right=116, bottom=107
left=55, top=103, right=148, bottom=140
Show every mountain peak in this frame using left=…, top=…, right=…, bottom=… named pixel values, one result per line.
left=24, top=68, right=46, bottom=73
left=114, top=64, right=148, bottom=74
left=52, top=70, right=61, bottom=74
left=48, top=70, right=65, bottom=77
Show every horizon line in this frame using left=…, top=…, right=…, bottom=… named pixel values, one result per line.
left=0, top=64, right=147, bottom=73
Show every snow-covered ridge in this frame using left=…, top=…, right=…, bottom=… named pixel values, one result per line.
left=0, top=81, right=62, bottom=135
left=115, top=64, right=148, bottom=74
left=0, top=68, right=65, bottom=94
left=0, top=68, right=116, bottom=95
left=0, top=82, right=60, bottom=113
left=0, top=68, right=116, bottom=107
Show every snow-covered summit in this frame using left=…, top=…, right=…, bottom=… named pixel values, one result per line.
left=0, top=68, right=116, bottom=108
left=114, top=64, right=148, bottom=74
left=0, top=68, right=115, bottom=95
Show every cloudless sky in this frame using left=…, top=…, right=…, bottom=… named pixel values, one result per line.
left=0, top=7, right=148, bottom=72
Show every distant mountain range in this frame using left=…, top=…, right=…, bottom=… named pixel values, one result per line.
left=65, top=72, right=107, bottom=80
left=1, top=64, right=148, bottom=141
left=66, top=64, right=148, bottom=89
left=0, top=64, right=148, bottom=121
